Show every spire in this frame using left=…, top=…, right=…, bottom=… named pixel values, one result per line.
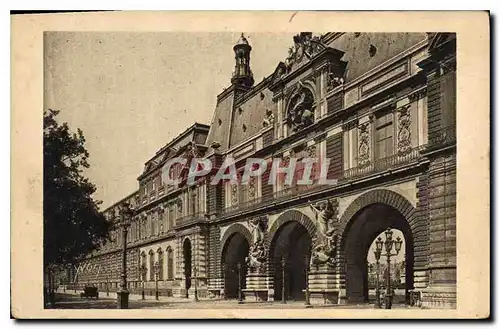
left=231, top=33, right=254, bottom=88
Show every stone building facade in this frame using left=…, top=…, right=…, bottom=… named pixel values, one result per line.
left=71, top=32, right=456, bottom=308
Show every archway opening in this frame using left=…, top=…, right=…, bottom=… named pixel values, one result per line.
left=183, top=238, right=192, bottom=297
left=221, top=233, right=250, bottom=299
left=342, top=203, right=414, bottom=305
left=270, top=221, right=312, bottom=301
left=367, top=229, right=408, bottom=305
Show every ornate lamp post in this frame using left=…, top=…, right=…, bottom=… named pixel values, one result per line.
left=374, top=229, right=403, bottom=309
left=237, top=262, right=244, bottom=304
left=193, top=266, right=199, bottom=302
left=117, top=202, right=133, bottom=309
left=281, top=257, right=286, bottom=304
left=374, top=241, right=382, bottom=308
left=304, top=254, right=311, bottom=308
left=140, top=264, right=147, bottom=300
left=154, top=261, right=160, bottom=301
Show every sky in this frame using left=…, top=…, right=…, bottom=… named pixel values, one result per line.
left=44, top=32, right=296, bottom=209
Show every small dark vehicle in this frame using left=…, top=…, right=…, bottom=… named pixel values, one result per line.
left=80, top=286, right=99, bottom=300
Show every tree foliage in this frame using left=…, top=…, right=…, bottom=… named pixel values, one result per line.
left=43, top=109, right=110, bottom=268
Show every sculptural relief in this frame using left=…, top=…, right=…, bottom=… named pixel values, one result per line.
left=358, top=122, right=371, bottom=167
left=287, top=83, right=315, bottom=132
left=397, top=105, right=412, bottom=154
left=246, top=216, right=269, bottom=272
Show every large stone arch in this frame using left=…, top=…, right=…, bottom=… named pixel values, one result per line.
left=265, top=209, right=317, bottom=251
left=337, top=189, right=418, bottom=304
left=219, top=223, right=252, bottom=298
left=220, top=223, right=252, bottom=255
left=338, top=189, right=417, bottom=244
left=265, top=209, right=317, bottom=301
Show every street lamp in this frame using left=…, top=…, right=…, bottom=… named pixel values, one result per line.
left=154, top=261, right=160, bottom=301
left=281, top=257, right=286, bottom=304
left=140, top=264, right=147, bottom=300
left=237, top=262, right=244, bottom=304
left=304, top=254, right=311, bottom=308
left=117, top=202, right=133, bottom=309
left=374, top=229, right=403, bottom=309
left=193, top=266, right=199, bottom=302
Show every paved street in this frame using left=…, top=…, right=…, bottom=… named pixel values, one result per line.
left=48, top=290, right=411, bottom=309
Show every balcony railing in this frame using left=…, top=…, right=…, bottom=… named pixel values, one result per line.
left=343, top=145, right=425, bottom=180
left=221, top=143, right=429, bottom=216
left=174, top=212, right=208, bottom=227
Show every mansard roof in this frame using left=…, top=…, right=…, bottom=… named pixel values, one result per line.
left=138, top=122, right=209, bottom=180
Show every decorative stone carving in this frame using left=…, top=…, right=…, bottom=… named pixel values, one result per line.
left=326, top=63, right=345, bottom=91
left=231, top=184, right=238, bottom=205
left=246, top=216, right=269, bottom=273
left=248, top=177, right=256, bottom=199
left=262, top=108, right=275, bottom=128
left=284, top=32, right=327, bottom=73
left=397, top=105, right=412, bottom=155
left=307, top=144, right=317, bottom=158
left=248, top=216, right=268, bottom=244
left=287, top=83, right=315, bottom=132
left=309, top=199, right=338, bottom=267
left=210, top=141, right=221, bottom=150
left=358, top=122, right=371, bottom=167
left=281, top=154, right=291, bottom=167
left=408, top=88, right=428, bottom=102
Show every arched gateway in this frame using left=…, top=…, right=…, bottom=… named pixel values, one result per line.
left=338, top=189, right=417, bottom=304
left=267, top=210, right=316, bottom=301
left=220, top=224, right=252, bottom=299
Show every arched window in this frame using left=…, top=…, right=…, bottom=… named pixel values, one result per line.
left=149, top=250, right=155, bottom=281
left=167, top=247, right=174, bottom=280
left=157, top=248, right=164, bottom=280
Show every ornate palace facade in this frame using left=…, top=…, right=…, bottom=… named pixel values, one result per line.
left=71, top=32, right=457, bottom=308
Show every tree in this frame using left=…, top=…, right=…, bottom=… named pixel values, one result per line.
left=43, top=109, right=111, bottom=304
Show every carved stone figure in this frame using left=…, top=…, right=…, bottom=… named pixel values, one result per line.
left=262, top=108, right=275, bottom=127
left=246, top=241, right=267, bottom=272
left=246, top=216, right=269, bottom=272
left=310, top=234, right=338, bottom=267
left=287, top=85, right=315, bottom=132
left=248, top=216, right=268, bottom=244
left=310, top=200, right=336, bottom=238
left=285, top=47, right=295, bottom=73
left=309, top=199, right=338, bottom=267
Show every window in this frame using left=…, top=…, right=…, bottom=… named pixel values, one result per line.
left=167, top=248, right=174, bottom=280
left=375, top=111, right=394, bottom=160
left=149, top=251, right=155, bottom=281
left=157, top=249, right=164, bottom=280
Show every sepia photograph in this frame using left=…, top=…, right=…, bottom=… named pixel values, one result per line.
left=10, top=11, right=490, bottom=319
